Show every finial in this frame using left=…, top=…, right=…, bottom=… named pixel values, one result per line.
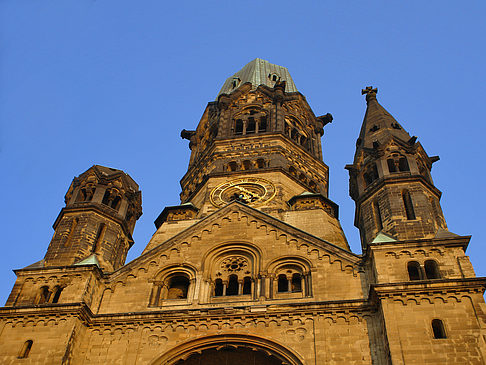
left=361, top=86, right=378, bottom=102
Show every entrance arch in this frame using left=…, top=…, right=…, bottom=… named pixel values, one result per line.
left=151, top=334, right=304, bottom=365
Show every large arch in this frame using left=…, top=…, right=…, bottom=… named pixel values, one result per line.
left=151, top=334, right=305, bottom=365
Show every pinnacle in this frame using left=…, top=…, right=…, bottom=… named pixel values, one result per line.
left=354, top=86, right=412, bottom=159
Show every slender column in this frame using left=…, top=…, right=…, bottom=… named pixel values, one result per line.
left=238, top=280, right=243, bottom=295
left=222, top=281, right=228, bottom=296
left=287, top=276, right=292, bottom=293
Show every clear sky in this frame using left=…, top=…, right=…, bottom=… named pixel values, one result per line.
left=1, top=1, right=485, bottom=305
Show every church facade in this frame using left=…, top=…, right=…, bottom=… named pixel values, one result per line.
left=1, top=59, right=486, bottom=364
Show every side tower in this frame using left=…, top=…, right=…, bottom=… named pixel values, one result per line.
left=347, top=87, right=486, bottom=364
left=346, top=87, right=444, bottom=248
left=44, top=165, right=142, bottom=272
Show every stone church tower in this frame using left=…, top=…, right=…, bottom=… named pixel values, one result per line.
left=1, top=59, right=485, bottom=364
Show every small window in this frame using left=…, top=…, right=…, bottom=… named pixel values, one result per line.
left=232, top=77, right=241, bottom=89
left=387, top=159, right=397, bottom=173
left=277, top=274, right=288, bottom=293
left=18, top=340, right=33, bottom=359
left=92, top=223, right=106, bottom=253
left=424, top=260, right=440, bottom=279
left=372, top=201, right=383, bottom=231
left=268, top=73, right=279, bottom=82
left=111, top=196, right=121, bottom=210
left=226, top=275, right=239, bottom=296
left=38, top=286, right=50, bottom=304
left=432, top=319, right=446, bottom=339
left=167, top=275, right=190, bottom=299
left=259, top=117, right=267, bottom=132
left=214, top=279, right=223, bottom=296
left=242, top=160, right=252, bottom=170
left=256, top=159, right=265, bottom=169
left=398, top=157, right=410, bottom=172
left=228, top=161, right=238, bottom=172
left=289, top=166, right=297, bottom=176
left=242, top=277, right=252, bottom=295
left=102, top=190, right=111, bottom=205
left=407, top=261, right=422, bottom=281
left=291, top=273, right=302, bottom=292
left=235, top=120, right=243, bottom=135
left=246, top=118, right=256, bottom=134
left=402, top=190, right=416, bottom=220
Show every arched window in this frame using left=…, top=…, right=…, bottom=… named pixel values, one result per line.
left=228, top=161, right=238, bottom=172
left=289, top=166, right=297, bottom=176
left=51, top=286, right=63, bottom=303
left=387, top=159, right=397, bottom=173
left=402, top=190, right=416, bottom=220
left=226, top=274, right=239, bottom=296
left=364, top=163, right=379, bottom=186
left=243, top=276, right=252, bottom=295
left=167, top=275, right=190, bottom=299
left=18, top=340, right=33, bottom=359
left=259, top=117, right=267, bottom=132
left=242, top=160, right=252, bottom=170
left=407, top=261, right=422, bottom=281
left=235, top=120, right=243, bottom=135
left=246, top=118, right=256, bottom=134
left=424, top=260, right=440, bottom=279
left=277, top=274, right=288, bottom=293
left=432, top=319, right=446, bottom=339
left=111, top=195, right=121, bottom=210
left=64, top=218, right=78, bottom=247
left=102, top=190, right=111, bottom=205
left=398, top=157, right=410, bottom=172
left=214, top=279, right=223, bottom=296
left=291, top=273, right=302, bottom=292
left=37, top=286, right=50, bottom=304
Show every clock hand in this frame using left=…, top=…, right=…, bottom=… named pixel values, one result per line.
left=234, top=185, right=263, bottom=200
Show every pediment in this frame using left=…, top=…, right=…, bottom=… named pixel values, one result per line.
left=113, top=202, right=360, bottom=279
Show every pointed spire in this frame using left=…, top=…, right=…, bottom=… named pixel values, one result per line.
left=218, top=58, right=298, bottom=96
left=355, top=86, right=412, bottom=158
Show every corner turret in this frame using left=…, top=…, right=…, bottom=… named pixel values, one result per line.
left=43, top=165, right=142, bottom=272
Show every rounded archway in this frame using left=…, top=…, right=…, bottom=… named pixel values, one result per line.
left=152, top=334, right=304, bottom=365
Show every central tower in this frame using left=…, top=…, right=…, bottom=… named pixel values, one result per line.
left=148, top=58, right=348, bottom=251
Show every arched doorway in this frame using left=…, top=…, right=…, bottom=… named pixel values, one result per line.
left=152, top=334, right=304, bottom=365
left=175, top=345, right=283, bottom=364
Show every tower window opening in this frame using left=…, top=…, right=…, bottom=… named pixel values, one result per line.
left=92, top=223, right=106, bottom=253
left=51, top=286, right=63, bottom=303
left=18, top=340, right=33, bottom=359
left=246, top=118, right=256, bottom=134
left=291, top=273, right=302, bottom=292
left=291, top=128, right=299, bottom=141
left=242, top=160, right=252, bottom=170
left=387, top=159, right=397, bottom=173
left=259, top=117, right=267, bottom=132
left=242, top=276, right=252, bottom=295
left=432, top=319, right=447, bottom=339
left=232, top=77, right=240, bottom=89
left=167, top=275, right=190, bottom=299
left=424, top=260, right=440, bottom=279
left=37, top=286, right=50, bottom=304
left=235, top=119, right=243, bottom=135
left=111, top=195, right=121, bottom=210
left=402, top=190, right=416, bottom=220
left=256, top=159, right=265, bottom=169
left=226, top=274, right=239, bottom=296
left=268, top=73, right=279, bottom=82
left=398, top=157, right=410, bottom=172
left=407, top=261, right=422, bottom=280
left=214, top=279, right=223, bottom=296
left=364, top=164, right=379, bottom=186
left=299, top=173, right=307, bottom=183
left=289, top=166, right=297, bottom=176
left=372, top=201, right=383, bottom=231
left=277, top=274, right=288, bottom=292
left=228, top=161, right=238, bottom=172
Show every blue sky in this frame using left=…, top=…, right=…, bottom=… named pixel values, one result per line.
left=1, top=1, right=485, bottom=304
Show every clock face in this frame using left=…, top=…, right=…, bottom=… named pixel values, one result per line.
left=210, top=177, right=276, bottom=207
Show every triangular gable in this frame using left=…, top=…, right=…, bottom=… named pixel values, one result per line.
left=112, top=201, right=360, bottom=278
